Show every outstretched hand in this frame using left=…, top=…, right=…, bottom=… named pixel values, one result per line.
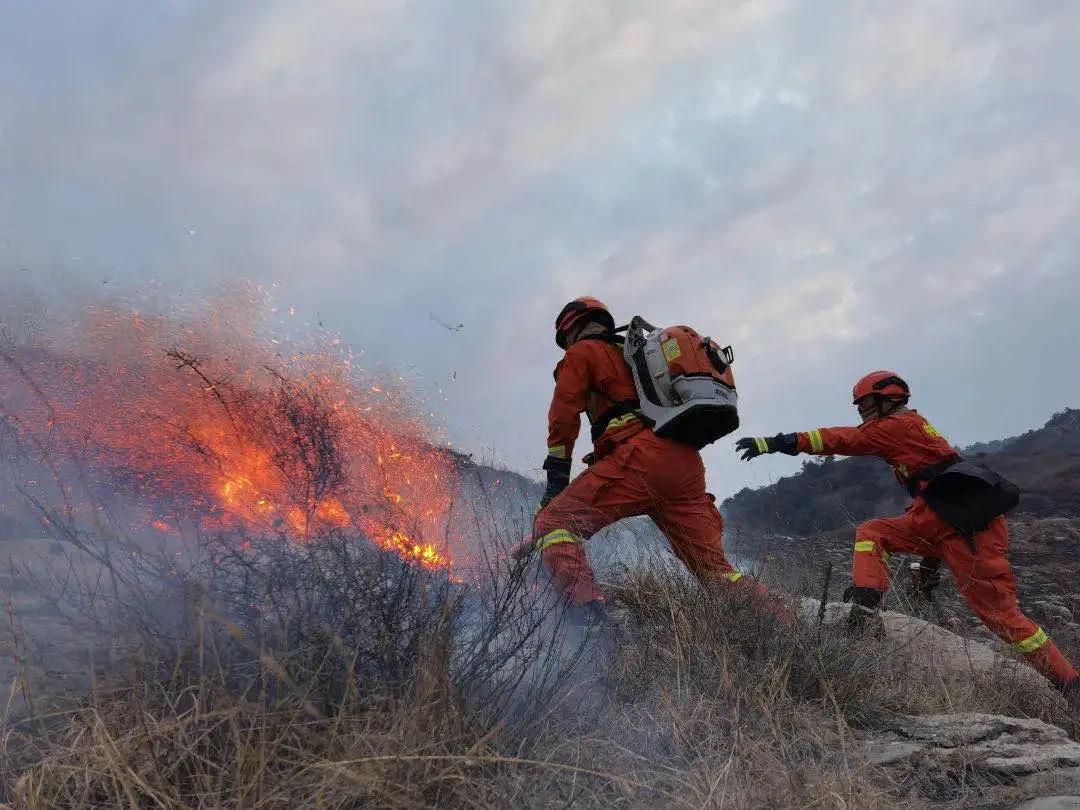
left=735, top=436, right=769, bottom=461
left=735, top=433, right=799, bottom=461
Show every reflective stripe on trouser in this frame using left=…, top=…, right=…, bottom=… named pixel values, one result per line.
left=536, top=528, right=578, bottom=551
left=533, top=529, right=601, bottom=606
left=850, top=500, right=1079, bottom=687
left=852, top=539, right=890, bottom=588
left=1015, top=627, right=1048, bottom=655
left=1018, top=635, right=1077, bottom=687
left=533, top=430, right=751, bottom=606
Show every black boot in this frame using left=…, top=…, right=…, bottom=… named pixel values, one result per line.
left=843, top=587, right=885, bottom=639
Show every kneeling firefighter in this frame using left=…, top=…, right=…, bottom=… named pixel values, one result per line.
left=736, top=371, right=1079, bottom=692
left=524, top=297, right=765, bottom=622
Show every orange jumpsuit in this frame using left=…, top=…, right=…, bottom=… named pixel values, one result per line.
left=795, top=410, right=1078, bottom=687
left=533, top=337, right=746, bottom=605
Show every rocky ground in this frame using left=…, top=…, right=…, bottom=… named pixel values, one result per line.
left=793, top=596, right=1080, bottom=807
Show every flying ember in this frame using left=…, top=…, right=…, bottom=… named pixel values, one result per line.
left=0, top=291, right=460, bottom=572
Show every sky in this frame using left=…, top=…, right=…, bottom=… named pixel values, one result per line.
left=2, top=1, right=1079, bottom=499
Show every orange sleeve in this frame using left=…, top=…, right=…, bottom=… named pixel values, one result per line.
left=795, top=421, right=893, bottom=457
left=546, top=346, right=591, bottom=462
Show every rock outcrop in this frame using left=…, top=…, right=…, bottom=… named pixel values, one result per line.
left=795, top=597, right=1059, bottom=702
left=792, top=600, right=1078, bottom=805
left=867, top=714, right=1080, bottom=806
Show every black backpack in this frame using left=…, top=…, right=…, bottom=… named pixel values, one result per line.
left=920, top=461, right=1021, bottom=539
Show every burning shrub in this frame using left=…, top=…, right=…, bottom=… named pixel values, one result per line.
left=0, top=295, right=461, bottom=571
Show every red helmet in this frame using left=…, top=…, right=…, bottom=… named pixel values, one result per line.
left=853, top=370, right=910, bottom=404
left=555, top=297, right=614, bottom=348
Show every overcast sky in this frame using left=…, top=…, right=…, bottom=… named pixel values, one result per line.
left=2, top=1, right=1079, bottom=498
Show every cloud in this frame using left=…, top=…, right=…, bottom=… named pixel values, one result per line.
left=2, top=0, right=1080, bottom=494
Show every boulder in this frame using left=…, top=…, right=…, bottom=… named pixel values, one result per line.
left=795, top=598, right=1059, bottom=701
left=867, top=714, right=1080, bottom=777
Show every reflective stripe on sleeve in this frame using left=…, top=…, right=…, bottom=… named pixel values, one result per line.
left=808, top=429, right=824, bottom=453
left=536, top=528, right=580, bottom=551
left=1015, top=628, right=1048, bottom=654
left=754, top=437, right=769, bottom=454
left=721, top=571, right=744, bottom=583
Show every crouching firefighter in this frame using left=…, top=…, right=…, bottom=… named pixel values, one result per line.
left=521, top=296, right=766, bottom=623
left=736, top=371, right=1079, bottom=692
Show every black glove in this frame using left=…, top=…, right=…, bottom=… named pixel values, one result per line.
left=735, top=433, right=798, bottom=461
left=540, top=455, right=571, bottom=508
left=910, top=557, right=942, bottom=598
left=581, top=452, right=596, bottom=466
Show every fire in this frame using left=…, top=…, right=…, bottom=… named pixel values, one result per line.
left=363, top=525, right=449, bottom=568
left=0, top=291, right=460, bottom=572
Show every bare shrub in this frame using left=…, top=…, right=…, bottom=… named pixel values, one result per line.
left=0, top=541, right=899, bottom=808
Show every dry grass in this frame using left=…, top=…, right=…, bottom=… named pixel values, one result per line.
left=0, top=534, right=1074, bottom=808
left=0, top=545, right=889, bottom=808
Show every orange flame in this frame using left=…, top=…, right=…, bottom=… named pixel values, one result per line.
left=1, top=292, right=460, bottom=572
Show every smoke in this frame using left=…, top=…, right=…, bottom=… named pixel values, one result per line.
left=0, top=285, right=467, bottom=568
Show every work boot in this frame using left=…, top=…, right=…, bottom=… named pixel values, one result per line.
left=909, top=558, right=943, bottom=600
left=843, top=586, right=886, bottom=640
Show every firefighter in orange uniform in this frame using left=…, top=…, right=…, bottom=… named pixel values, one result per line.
left=525, top=297, right=753, bottom=623
left=736, top=371, right=1079, bottom=692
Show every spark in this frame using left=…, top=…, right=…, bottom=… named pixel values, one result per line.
left=0, top=298, right=461, bottom=574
